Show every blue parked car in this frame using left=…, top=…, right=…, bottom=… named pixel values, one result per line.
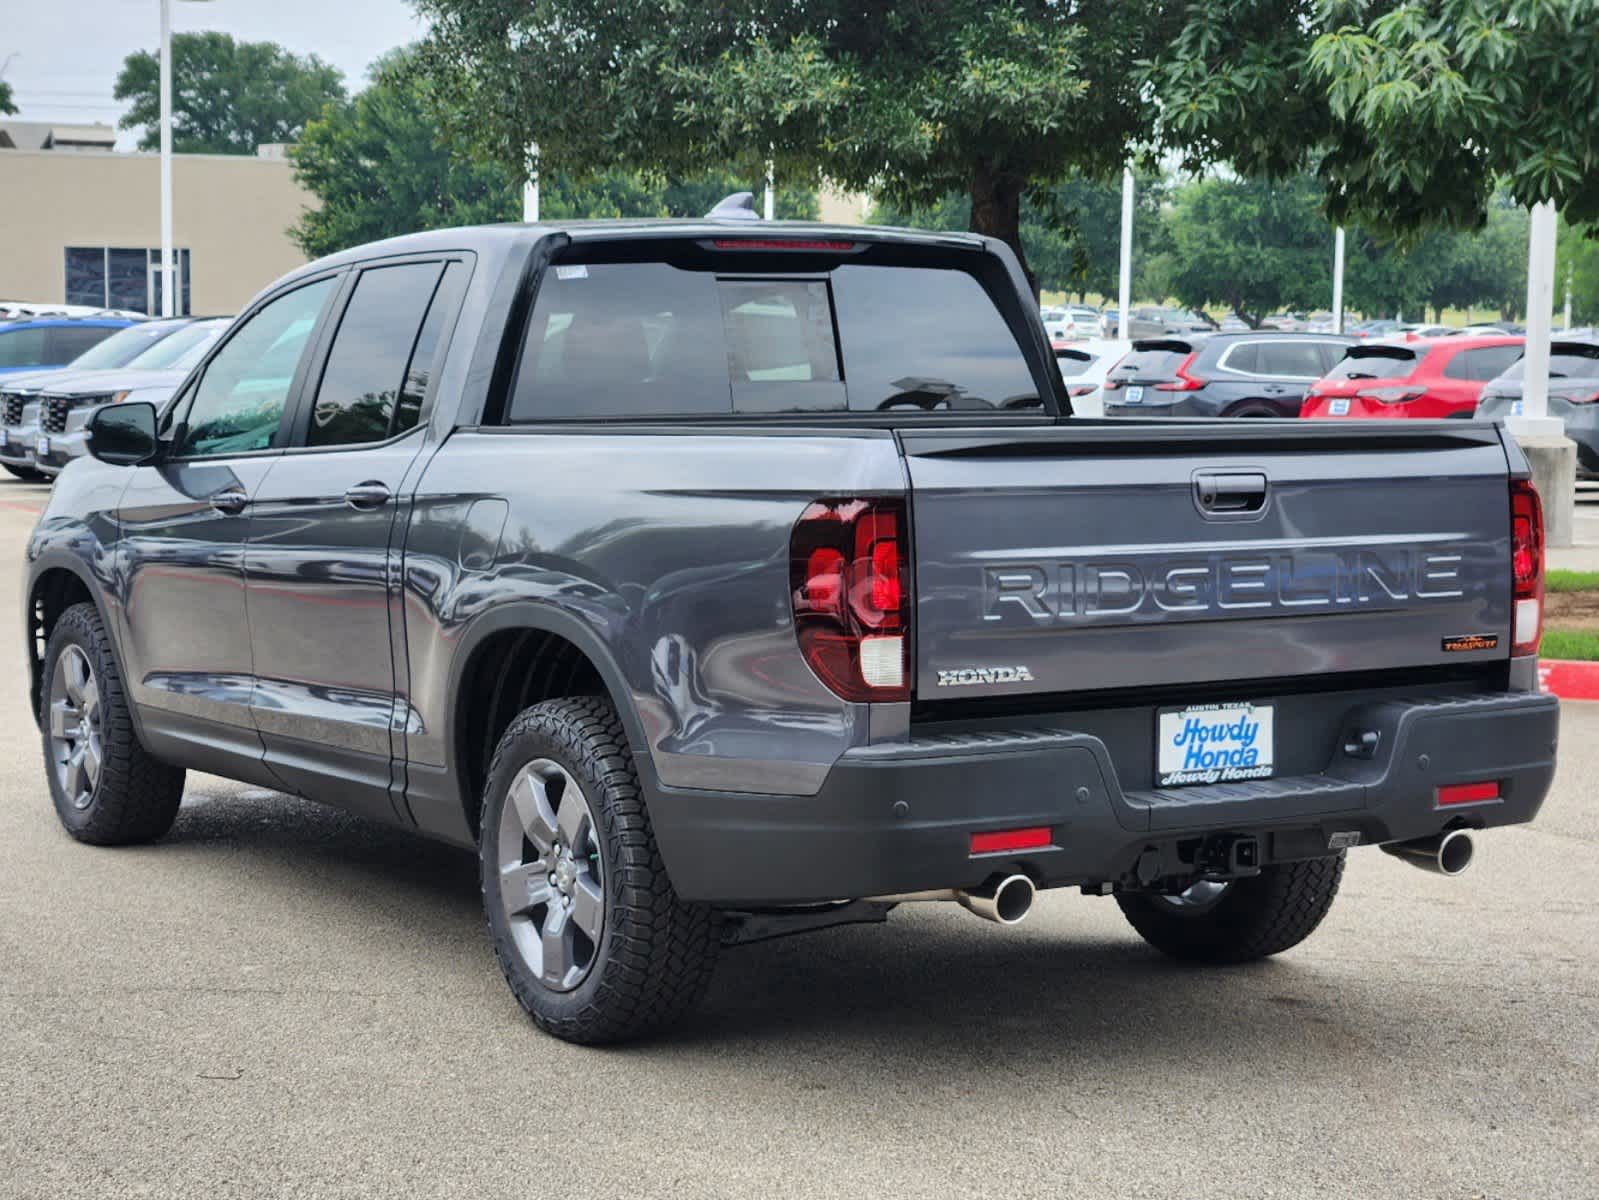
left=0, top=317, right=137, bottom=376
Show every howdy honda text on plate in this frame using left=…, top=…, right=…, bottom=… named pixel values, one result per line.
left=1156, top=702, right=1277, bottom=787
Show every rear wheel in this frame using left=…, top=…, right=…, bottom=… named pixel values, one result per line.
left=1225, top=402, right=1282, bottom=419
left=1116, top=854, right=1345, bottom=964
left=4, top=463, right=46, bottom=481
left=41, top=603, right=185, bottom=844
left=480, top=696, right=720, bottom=1044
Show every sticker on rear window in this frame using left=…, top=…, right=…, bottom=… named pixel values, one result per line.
left=555, top=265, right=589, bottom=280
left=1442, top=633, right=1499, bottom=652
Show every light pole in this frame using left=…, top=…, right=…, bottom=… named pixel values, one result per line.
left=1331, top=227, right=1345, bottom=335
left=1116, top=167, right=1133, bottom=338
left=159, top=0, right=212, bottom=317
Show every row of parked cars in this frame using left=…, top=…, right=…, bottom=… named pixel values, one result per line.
left=1053, top=327, right=1597, bottom=473
left=0, top=315, right=230, bottom=480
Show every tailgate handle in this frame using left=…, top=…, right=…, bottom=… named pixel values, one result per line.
left=1195, top=471, right=1268, bottom=514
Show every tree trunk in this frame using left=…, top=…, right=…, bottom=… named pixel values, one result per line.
left=969, top=165, right=1034, bottom=297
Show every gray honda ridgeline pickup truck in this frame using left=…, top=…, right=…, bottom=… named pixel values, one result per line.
left=26, top=218, right=1559, bottom=1044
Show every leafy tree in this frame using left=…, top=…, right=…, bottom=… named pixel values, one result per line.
left=1557, top=224, right=1599, bottom=328
left=414, top=0, right=1169, bottom=288
left=115, top=32, right=346, bottom=154
left=871, top=171, right=1167, bottom=300
left=290, top=49, right=517, bottom=258
left=292, top=50, right=820, bottom=259
left=0, top=78, right=14, bottom=116
left=1152, top=175, right=1332, bottom=327
left=1145, top=1, right=1599, bottom=235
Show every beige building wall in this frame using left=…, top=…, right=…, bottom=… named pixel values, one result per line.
left=0, top=149, right=312, bottom=313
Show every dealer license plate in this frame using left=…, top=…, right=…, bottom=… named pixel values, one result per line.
left=1329, top=398, right=1350, bottom=416
left=0, top=428, right=8, bottom=448
left=1124, top=385, right=1144, bottom=404
left=36, top=436, right=50, bottom=456
left=1156, top=702, right=1275, bottom=788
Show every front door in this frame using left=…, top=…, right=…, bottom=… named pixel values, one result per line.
left=244, top=259, right=462, bottom=822
left=114, top=273, right=340, bottom=784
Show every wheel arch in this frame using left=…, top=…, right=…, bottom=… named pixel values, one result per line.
left=26, top=556, right=109, bottom=729
left=444, top=602, right=655, bottom=842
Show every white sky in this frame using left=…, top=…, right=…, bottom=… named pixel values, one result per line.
left=3, top=0, right=427, bottom=148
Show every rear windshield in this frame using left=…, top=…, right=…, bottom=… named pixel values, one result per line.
left=1323, top=346, right=1416, bottom=380
left=1109, top=346, right=1189, bottom=381
left=1055, top=350, right=1093, bottom=378
left=1497, top=345, right=1599, bottom=382
left=508, top=258, right=1041, bottom=419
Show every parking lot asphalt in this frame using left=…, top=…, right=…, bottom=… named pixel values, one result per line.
left=1, top=478, right=1595, bottom=1200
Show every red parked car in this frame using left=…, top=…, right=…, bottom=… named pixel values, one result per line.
left=1302, top=335, right=1524, bottom=419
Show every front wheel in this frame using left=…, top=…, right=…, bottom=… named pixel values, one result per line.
left=41, top=602, right=185, bottom=844
left=480, top=696, right=720, bottom=1044
left=4, top=463, right=46, bottom=481
left=1116, top=854, right=1345, bottom=964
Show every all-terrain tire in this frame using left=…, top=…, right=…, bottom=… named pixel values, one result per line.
left=480, top=696, right=720, bottom=1044
left=1116, top=854, right=1346, bottom=964
left=41, top=602, right=185, bottom=844
left=4, top=463, right=46, bottom=481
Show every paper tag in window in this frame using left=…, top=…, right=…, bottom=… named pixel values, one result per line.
left=555, top=265, right=588, bottom=280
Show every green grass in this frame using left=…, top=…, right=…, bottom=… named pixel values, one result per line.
left=1542, top=629, right=1599, bottom=660
left=1546, top=570, right=1599, bottom=593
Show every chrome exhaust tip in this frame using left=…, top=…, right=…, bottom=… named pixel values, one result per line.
left=865, top=874, right=1039, bottom=925
left=1382, top=829, right=1475, bottom=877
left=956, top=874, right=1036, bottom=925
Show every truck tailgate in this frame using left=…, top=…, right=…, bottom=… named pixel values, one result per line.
left=902, top=422, right=1513, bottom=700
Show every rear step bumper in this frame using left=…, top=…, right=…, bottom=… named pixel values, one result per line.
left=647, top=690, right=1559, bottom=906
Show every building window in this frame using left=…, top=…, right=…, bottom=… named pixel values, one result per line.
left=64, top=247, right=192, bottom=315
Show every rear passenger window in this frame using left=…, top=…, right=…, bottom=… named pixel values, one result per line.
left=1222, top=342, right=1259, bottom=373
left=394, top=261, right=467, bottom=435
left=307, top=262, right=443, bottom=447
left=1466, top=344, right=1522, bottom=381
left=508, top=259, right=1038, bottom=420
left=1258, top=342, right=1326, bottom=378
left=0, top=327, right=50, bottom=367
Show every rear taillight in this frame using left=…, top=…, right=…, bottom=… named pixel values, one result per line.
left=1067, top=384, right=1096, bottom=397
left=1154, top=352, right=1206, bottom=391
left=1357, top=387, right=1424, bottom=404
left=790, top=497, right=910, bottom=701
left=1568, top=390, right=1599, bottom=406
left=1511, top=478, right=1544, bottom=657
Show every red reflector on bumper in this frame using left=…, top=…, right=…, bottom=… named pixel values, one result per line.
left=970, top=827, right=1052, bottom=854
left=1437, top=781, right=1499, bottom=805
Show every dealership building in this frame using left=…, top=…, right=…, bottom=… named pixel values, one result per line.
left=0, top=120, right=312, bottom=315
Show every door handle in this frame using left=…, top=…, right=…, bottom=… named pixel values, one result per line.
left=209, top=487, right=249, bottom=515
left=344, top=481, right=392, bottom=510
left=1194, top=471, right=1268, bottom=515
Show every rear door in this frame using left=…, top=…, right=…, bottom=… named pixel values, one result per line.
left=244, top=257, right=467, bottom=822
left=904, top=422, right=1513, bottom=700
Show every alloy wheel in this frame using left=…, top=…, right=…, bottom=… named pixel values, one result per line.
left=495, top=758, right=605, bottom=992
left=48, top=645, right=103, bottom=810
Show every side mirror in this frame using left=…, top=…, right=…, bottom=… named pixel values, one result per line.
left=87, top=401, right=159, bottom=466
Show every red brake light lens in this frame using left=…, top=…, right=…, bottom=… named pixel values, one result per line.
left=970, top=827, right=1053, bottom=855
left=1568, top=390, right=1599, bottom=406
left=791, top=498, right=910, bottom=701
left=1437, top=781, right=1500, bottom=806
left=712, top=238, right=855, bottom=252
left=1511, top=479, right=1544, bottom=656
left=1154, top=351, right=1206, bottom=391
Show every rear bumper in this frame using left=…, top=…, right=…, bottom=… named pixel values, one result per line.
left=649, top=689, right=1559, bottom=905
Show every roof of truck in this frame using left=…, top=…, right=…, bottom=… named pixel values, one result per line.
left=296, top=219, right=990, bottom=275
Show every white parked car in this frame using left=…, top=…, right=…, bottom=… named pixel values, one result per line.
left=1055, top=337, right=1130, bottom=417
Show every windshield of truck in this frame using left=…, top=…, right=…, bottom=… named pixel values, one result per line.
left=508, top=257, right=1042, bottom=419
